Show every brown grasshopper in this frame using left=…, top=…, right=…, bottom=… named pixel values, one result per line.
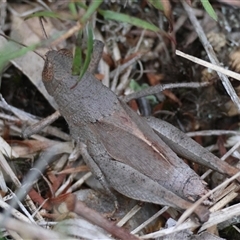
left=26, top=40, right=240, bottom=223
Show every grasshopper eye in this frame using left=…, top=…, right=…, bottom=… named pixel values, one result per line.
left=42, top=59, right=53, bottom=82
left=58, top=49, right=73, bottom=59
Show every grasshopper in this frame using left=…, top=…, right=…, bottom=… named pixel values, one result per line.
left=26, top=40, right=240, bottom=223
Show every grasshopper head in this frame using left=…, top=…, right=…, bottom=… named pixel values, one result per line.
left=42, top=49, right=73, bottom=83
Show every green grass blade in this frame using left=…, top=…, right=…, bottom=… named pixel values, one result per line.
left=79, top=28, right=94, bottom=80
left=148, top=0, right=163, bottom=11
left=81, top=0, right=103, bottom=23
left=76, top=2, right=88, bottom=10
left=201, top=0, right=218, bottom=21
left=99, top=10, right=160, bottom=32
left=68, top=2, right=78, bottom=18
left=0, top=32, right=62, bottom=72
left=72, top=31, right=83, bottom=75
left=0, top=41, right=40, bottom=71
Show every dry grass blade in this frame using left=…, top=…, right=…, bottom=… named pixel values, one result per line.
left=210, top=185, right=239, bottom=212
left=0, top=151, right=20, bottom=187
left=0, top=136, right=18, bottom=158
left=66, top=172, right=92, bottom=194
left=201, top=140, right=240, bottom=180
left=199, top=202, right=240, bottom=232
left=50, top=22, right=82, bottom=47
left=141, top=201, right=240, bottom=239
left=0, top=197, right=32, bottom=223
left=176, top=50, right=240, bottom=81
left=117, top=205, right=142, bottom=227
left=140, top=219, right=199, bottom=239
left=131, top=206, right=169, bottom=234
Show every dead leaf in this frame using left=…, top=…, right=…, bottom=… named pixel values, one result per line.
left=28, top=188, right=51, bottom=211
left=7, top=4, right=65, bottom=109
left=163, top=89, right=182, bottom=106
left=146, top=72, right=164, bottom=85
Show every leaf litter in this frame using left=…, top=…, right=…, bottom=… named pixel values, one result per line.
left=1, top=1, right=240, bottom=239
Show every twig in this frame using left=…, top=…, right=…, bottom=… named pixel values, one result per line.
left=181, top=0, right=240, bottom=112
left=123, top=82, right=208, bottom=102
left=187, top=130, right=240, bottom=137
left=0, top=98, right=70, bottom=141
left=22, top=111, right=61, bottom=138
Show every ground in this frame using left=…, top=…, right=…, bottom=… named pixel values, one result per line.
left=0, top=1, right=240, bottom=239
